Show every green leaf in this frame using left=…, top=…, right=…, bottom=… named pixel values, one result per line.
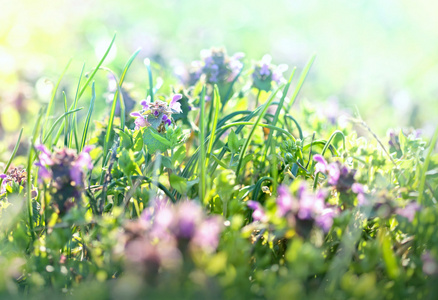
left=160, top=155, right=172, bottom=169
left=117, top=129, right=133, bottom=149
left=143, top=127, right=170, bottom=153
left=118, top=149, right=137, bottom=176
left=228, top=130, right=239, bottom=153
left=172, top=145, right=186, bottom=167
left=170, top=173, right=188, bottom=195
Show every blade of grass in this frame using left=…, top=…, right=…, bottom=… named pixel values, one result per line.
left=235, top=84, right=285, bottom=179
left=262, top=67, right=296, bottom=160
left=43, top=108, right=84, bottom=144
left=103, top=49, right=141, bottom=166
left=285, top=54, right=316, bottom=112
left=63, top=91, right=69, bottom=146
left=205, top=85, right=220, bottom=169
left=27, top=108, right=44, bottom=242
left=418, top=125, right=438, bottom=205
left=198, top=87, right=206, bottom=203
left=43, top=58, right=72, bottom=140
left=77, top=34, right=116, bottom=102
left=68, top=62, right=86, bottom=149
left=0, top=128, right=23, bottom=186
left=144, top=58, right=154, bottom=102
left=80, top=82, right=96, bottom=151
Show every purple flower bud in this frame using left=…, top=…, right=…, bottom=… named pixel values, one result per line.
left=140, top=97, right=151, bottom=110
left=276, top=185, right=295, bottom=217
left=247, top=200, right=267, bottom=222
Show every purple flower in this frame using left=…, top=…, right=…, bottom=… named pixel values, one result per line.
left=169, top=94, right=182, bottom=113
left=35, top=144, right=53, bottom=166
left=247, top=200, right=268, bottom=222
left=315, top=207, right=338, bottom=232
left=327, top=163, right=341, bottom=186
left=276, top=185, right=295, bottom=217
left=259, top=55, right=272, bottom=76
left=396, top=202, right=421, bottom=222
left=192, top=216, right=222, bottom=252
left=297, top=186, right=326, bottom=220
left=173, top=201, right=203, bottom=239
left=130, top=112, right=148, bottom=130
left=272, top=64, right=288, bottom=84
left=422, top=251, right=438, bottom=275
left=140, top=97, right=151, bottom=110
left=70, top=146, right=94, bottom=185
left=0, top=174, right=7, bottom=194
left=313, top=154, right=328, bottom=175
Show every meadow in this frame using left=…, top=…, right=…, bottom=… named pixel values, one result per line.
left=1, top=1, right=438, bottom=299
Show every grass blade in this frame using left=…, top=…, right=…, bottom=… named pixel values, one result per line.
left=43, top=58, right=72, bottom=139
left=77, top=33, right=116, bottom=101
left=145, top=58, right=154, bottom=102
left=285, top=54, right=316, bottom=112
left=418, top=125, right=438, bottom=205
left=103, top=48, right=141, bottom=165
left=27, top=108, right=44, bottom=242
left=262, top=67, right=297, bottom=160
left=205, top=85, right=220, bottom=169
left=235, top=84, right=284, bottom=179
left=43, top=108, right=84, bottom=144
left=0, top=128, right=23, bottom=186
left=80, top=82, right=96, bottom=151
left=68, top=62, right=86, bottom=149
left=198, top=87, right=206, bottom=203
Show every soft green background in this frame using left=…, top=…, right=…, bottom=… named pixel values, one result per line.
left=1, top=0, right=437, bottom=136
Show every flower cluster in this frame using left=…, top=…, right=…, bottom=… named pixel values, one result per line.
left=247, top=183, right=338, bottom=236
left=121, top=199, right=223, bottom=279
left=277, top=184, right=338, bottom=234
left=314, top=155, right=366, bottom=205
left=188, top=48, right=244, bottom=85
left=35, top=145, right=93, bottom=213
left=0, top=167, right=37, bottom=198
left=130, top=94, right=182, bottom=132
left=252, top=54, right=288, bottom=92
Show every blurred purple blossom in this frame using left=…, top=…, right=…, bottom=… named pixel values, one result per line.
left=247, top=200, right=268, bottom=222
left=396, top=202, right=421, bottom=222
left=34, top=145, right=94, bottom=213
left=275, top=183, right=337, bottom=233
left=276, top=185, right=295, bottom=217
left=422, top=251, right=438, bottom=275
left=252, top=54, right=288, bottom=92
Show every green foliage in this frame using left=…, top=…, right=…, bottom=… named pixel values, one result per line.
left=0, top=42, right=437, bottom=300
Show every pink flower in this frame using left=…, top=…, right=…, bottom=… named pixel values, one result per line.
left=169, top=94, right=182, bottom=114
left=247, top=200, right=268, bottom=222
left=396, top=202, right=421, bottom=222
left=276, top=185, right=296, bottom=217
left=130, top=112, right=148, bottom=130
left=313, top=154, right=328, bottom=175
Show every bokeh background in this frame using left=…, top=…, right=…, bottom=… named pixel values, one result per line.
left=1, top=0, right=437, bottom=142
